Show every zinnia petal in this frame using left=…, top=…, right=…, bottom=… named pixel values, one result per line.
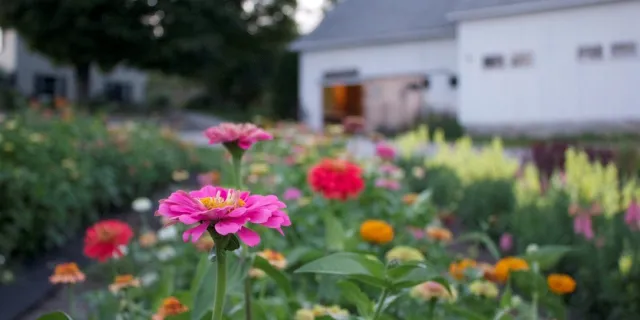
left=183, top=223, right=210, bottom=243
left=237, top=227, right=261, bottom=246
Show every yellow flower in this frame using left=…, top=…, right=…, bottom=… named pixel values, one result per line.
left=469, top=280, right=499, bottom=298
left=449, top=258, right=477, bottom=280
left=494, top=257, right=529, bottom=283
left=295, top=309, right=315, bottom=320
left=172, top=170, right=189, bottom=182
left=109, top=274, right=141, bottom=293
left=49, top=262, right=85, bottom=284
left=619, top=255, right=633, bottom=275
left=547, top=274, right=576, bottom=295
left=153, top=297, right=189, bottom=320
left=386, top=246, right=425, bottom=262
left=29, top=133, right=45, bottom=143
left=360, top=220, right=394, bottom=245
left=250, top=163, right=270, bottom=176
left=426, top=226, right=453, bottom=243
left=410, top=281, right=456, bottom=302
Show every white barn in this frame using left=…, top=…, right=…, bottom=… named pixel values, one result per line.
left=292, top=0, right=640, bottom=135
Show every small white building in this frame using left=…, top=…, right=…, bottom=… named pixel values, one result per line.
left=0, top=29, right=147, bottom=104
left=293, top=0, right=640, bottom=135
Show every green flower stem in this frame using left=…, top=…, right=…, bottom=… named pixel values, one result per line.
left=68, top=285, right=75, bottom=317
left=212, top=243, right=228, bottom=320
left=372, top=289, right=389, bottom=320
left=427, top=299, right=437, bottom=319
left=531, top=262, right=540, bottom=320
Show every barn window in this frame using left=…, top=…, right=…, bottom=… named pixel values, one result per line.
left=577, top=45, right=603, bottom=61
left=483, top=54, right=505, bottom=69
left=611, top=41, right=637, bottom=59
left=511, top=52, right=534, bottom=68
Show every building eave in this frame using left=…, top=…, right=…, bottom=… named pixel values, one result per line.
left=290, top=26, right=455, bottom=52
left=447, top=0, right=634, bottom=22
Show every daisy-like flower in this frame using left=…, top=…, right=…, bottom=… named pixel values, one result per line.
left=249, top=249, right=287, bottom=279
left=83, top=220, right=133, bottom=262
left=109, top=274, right=141, bottom=293
left=308, top=159, right=365, bottom=200
left=156, top=185, right=291, bottom=247
left=152, top=297, right=189, bottom=320
left=204, top=123, right=273, bottom=150
left=49, top=262, right=85, bottom=284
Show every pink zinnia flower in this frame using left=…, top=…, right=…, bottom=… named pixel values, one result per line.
left=375, top=178, right=401, bottom=190
left=499, top=233, right=513, bottom=252
left=283, top=188, right=302, bottom=201
left=204, top=123, right=273, bottom=150
left=573, top=214, right=594, bottom=240
left=156, top=186, right=291, bottom=247
left=408, top=226, right=425, bottom=240
left=625, top=200, right=640, bottom=231
left=376, top=143, right=396, bottom=161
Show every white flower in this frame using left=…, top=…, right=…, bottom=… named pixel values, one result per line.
left=526, top=244, right=539, bottom=254
left=132, top=197, right=152, bottom=212
left=157, top=225, right=178, bottom=241
left=141, top=272, right=159, bottom=286
left=156, top=246, right=176, bottom=261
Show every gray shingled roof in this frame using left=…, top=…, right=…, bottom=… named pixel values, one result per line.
left=292, top=0, right=636, bottom=52
left=291, top=0, right=456, bottom=52
left=449, top=0, right=634, bottom=21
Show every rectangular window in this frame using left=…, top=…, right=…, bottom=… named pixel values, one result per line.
left=577, top=45, right=603, bottom=61
left=483, top=54, right=505, bottom=69
left=511, top=52, right=534, bottom=68
left=105, top=81, right=133, bottom=103
left=611, top=41, right=637, bottom=59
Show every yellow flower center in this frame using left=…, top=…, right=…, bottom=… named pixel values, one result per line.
left=199, top=191, right=246, bottom=210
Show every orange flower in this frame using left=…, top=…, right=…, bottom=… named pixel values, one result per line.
left=152, top=297, right=189, bottom=320
left=426, top=226, right=453, bottom=243
left=195, top=234, right=215, bottom=252
left=547, top=274, right=576, bottom=295
left=360, top=220, right=394, bottom=245
left=139, top=232, right=158, bottom=248
left=109, top=274, right=141, bottom=293
left=478, top=263, right=499, bottom=282
left=402, top=193, right=419, bottom=205
left=449, top=259, right=477, bottom=280
left=494, top=257, right=529, bottom=283
left=49, top=262, right=85, bottom=284
left=250, top=249, right=287, bottom=279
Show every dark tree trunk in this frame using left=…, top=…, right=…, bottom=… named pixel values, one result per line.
left=74, top=63, right=91, bottom=105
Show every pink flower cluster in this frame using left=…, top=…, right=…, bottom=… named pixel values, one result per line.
left=375, top=143, right=396, bottom=161
left=157, top=186, right=291, bottom=246
left=204, top=123, right=273, bottom=150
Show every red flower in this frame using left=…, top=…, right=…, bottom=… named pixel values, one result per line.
left=308, top=159, right=365, bottom=200
left=84, top=220, right=134, bottom=262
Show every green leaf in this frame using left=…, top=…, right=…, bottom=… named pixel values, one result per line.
left=285, top=247, right=324, bottom=266
left=166, top=312, right=192, bottom=320
left=153, top=266, right=176, bottom=310
left=36, top=312, right=73, bottom=320
left=443, top=305, right=490, bottom=320
left=520, top=246, right=572, bottom=271
left=225, top=234, right=241, bottom=251
left=387, top=263, right=440, bottom=289
left=253, top=255, right=294, bottom=297
left=337, top=280, right=374, bottom=318
left=500, top=281, right=512, bottom=308
left=539, top=294, right=567, bottom=320
left=295, top=252, right=385, bottom=279
left=191, top=255, right=211, bottom=298
left=324, top=212, right=345, bottom=251
left=454, top=232, right=501, bottom=260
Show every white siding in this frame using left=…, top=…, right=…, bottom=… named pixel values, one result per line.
left=0, top=30, right=18, bottom=73
left=457, top=1, right=640, bottom=130
left=300, top=39, right=458, bottom=130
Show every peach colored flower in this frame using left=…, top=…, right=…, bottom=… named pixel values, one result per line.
left=49, top=263, right=85, bottom=284
left=204, top=123, right=272, bottom=150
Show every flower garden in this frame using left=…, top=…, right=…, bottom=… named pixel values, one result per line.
left=7, top=110, right=640, bottom=320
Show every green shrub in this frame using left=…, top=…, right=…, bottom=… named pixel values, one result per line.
left=423, top=165, right=462, bottom=210
left=0, top=109, right=212, bottom=262
left=456, top=178, right=515, bottom=235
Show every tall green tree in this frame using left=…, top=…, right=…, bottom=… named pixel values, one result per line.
left=0, top=0, right=158, bottom=103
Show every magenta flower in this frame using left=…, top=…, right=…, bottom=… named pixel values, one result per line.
left=499, top=233, right=513, bottom=252
left=573, top=214, right=594, bottom=240
left=204, top=123, right=273, bottom=150
left=376, top=143, right=396, bottom=160
left=625, top=200, right=640, bottom=230
left=283, top=187, right=302, bottom=201
left=156, top=186, right=291, bottom=246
